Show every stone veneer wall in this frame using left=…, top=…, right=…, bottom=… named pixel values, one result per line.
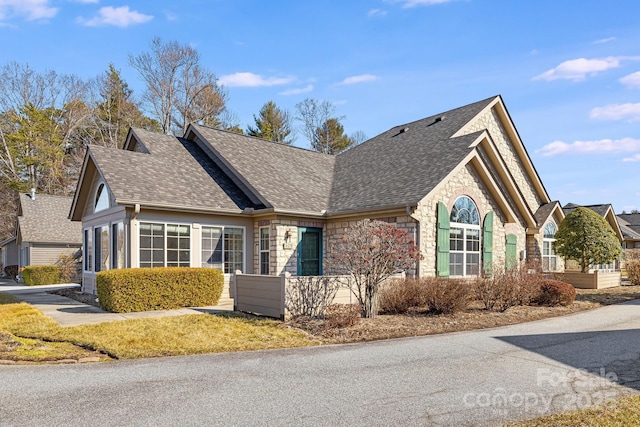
left=460, top=108, right=542, bottom=213
left=415, top=162, right=527, bottom=276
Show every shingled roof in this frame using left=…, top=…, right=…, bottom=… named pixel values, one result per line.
left=75, top=95, right=537, bottom=218
left=89, top=129, right=260, bottom=212
left=563, top=203, right=612, bottom=217
left=617, top=213, right=640, bottom=240
left=18, top=193, right=81, bottom=244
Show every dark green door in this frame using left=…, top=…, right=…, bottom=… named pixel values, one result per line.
left=298, top=228, right=322, bottom=276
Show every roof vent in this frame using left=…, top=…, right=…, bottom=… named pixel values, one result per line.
left=428, top=115, right=445, bottom=127
left=30, top=188, right=35, bottom=200
left=399, top=127, right=409, bottom=134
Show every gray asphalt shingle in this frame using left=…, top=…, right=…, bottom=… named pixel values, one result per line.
left=18, top=193, right=81, bottom=244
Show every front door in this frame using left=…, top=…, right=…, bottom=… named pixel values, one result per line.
left=298, top=228, right=322, bottom=276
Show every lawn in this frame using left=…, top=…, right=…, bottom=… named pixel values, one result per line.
left=507, top=395, right=640, bottom=427
left=0, top=302, right=317, bottom=361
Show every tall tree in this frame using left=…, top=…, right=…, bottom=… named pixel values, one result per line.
left=247, top=100, right=294, bottom=144
left=295, top=98, right=336, bottom=152
left=129, top=37, right=227, bottom=135
left=91, top=64, right=159, bottom=148
left=316, top=118, right=353, bottom=154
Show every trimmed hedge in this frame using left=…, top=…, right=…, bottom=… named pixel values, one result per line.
left=96, top=267, right=224, bottom=313
left=22, top=266, right=62, bottom=286
left=534, top=279, right=577, bottom=307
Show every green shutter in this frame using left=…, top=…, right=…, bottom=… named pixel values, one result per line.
left=437, top=202, right=450, bottom=277
left=506, top=234, right=517, bottom=270
left=482, top=211, right=494, bottom=277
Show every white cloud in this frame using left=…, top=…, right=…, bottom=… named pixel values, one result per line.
left=537, top=137, right=640, bottom=156
left=623, top=154, right=640, bottom=162
left=279, top=84, right=314, bottom=96
left=77, top=6, right=152, bottom=27
left=389, top=0, right=455, bottom=7
left=533, top=57, right=625, bottom=81
left=368, top=8, right=387, bottom=17
left=590, top=103, right=640, bottom=121
left=620, top=71, right=640, bottom=89
left=336, top=74, right=380, bottom=85
left=593, top=37, right=616, bottom=44
left=0, top=0, right=57, bottom=21
left=219, top=72, right=295, bottom=87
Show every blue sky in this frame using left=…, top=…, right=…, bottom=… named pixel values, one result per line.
left=1, top=0, right=639, bottom=212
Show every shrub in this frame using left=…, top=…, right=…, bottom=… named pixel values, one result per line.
left=4, top=265, right=18, bottom=280
left=323, top=304, right=361, bottom=329
left=534, top=280, right=576, bottom=306
left=56, top=252, right=81, bottom=283
left=96, top=267, right=224, bottom=313
left=422, top=278, right=471, bottom=315
left=378, top=279, right=424, bottom=314
left=475, top=267, right=542, bottom=312
left=286, top=275, right=342, bottom=318
left=22, top=266, right=62, bottom=286
left=627, top=259, right=640, bottom=286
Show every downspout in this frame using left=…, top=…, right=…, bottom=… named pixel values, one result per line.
left=407, top=204, right=421, bottom=278
left=129, top=204, right=140, bottom=269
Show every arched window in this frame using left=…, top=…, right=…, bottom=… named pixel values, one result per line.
left=542, top=222, right=557, bottom=271
left=449, top=196, right=480, bottom=276
left=94, top=183, right=109, bottom=213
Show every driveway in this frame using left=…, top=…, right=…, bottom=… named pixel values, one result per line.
left=1, top=301, right=639, bottom=426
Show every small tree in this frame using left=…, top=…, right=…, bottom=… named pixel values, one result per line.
left=553, top=207, right=621, bottom=273
left=329, top=219, right=422, bottom=318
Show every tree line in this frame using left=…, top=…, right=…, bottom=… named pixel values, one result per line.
left=0, top=37, right=366, bottom=240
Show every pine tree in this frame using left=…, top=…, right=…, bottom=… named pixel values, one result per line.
left=247, top=101, right=294, bottom=144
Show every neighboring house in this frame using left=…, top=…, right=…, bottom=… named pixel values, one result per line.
left=562, top=203, right=624, bottom=271
left=70, top=95, right=563, bottom=296
left=3, top=193, right=82, bottom=270
left=617, top=212, right=640, bottom=252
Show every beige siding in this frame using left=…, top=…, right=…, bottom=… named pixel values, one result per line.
left=30, top=244, right=80, bottom=266
left=234, top=273, right=284, bottom=319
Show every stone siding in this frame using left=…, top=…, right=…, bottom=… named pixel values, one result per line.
left=460, top=108, right=542, bottom=213
left=416, top=162, right=527, bottom=276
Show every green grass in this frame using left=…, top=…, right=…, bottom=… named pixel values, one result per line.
left=508, top=395, right=640, bottom=426
left=0, top=303, right=317, bottom=361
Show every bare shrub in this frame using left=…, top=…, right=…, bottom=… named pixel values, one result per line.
left=422, top=277, right=471, bottom=315
left=475, top=266, right=543, bottom=312
left=626, top=258, right=640, bottom=286
left=285, top=276, right=341, bottom=318
left=323, top=304, right=361, bottom=330
left=56, top=252, right=81, bottom=283
left=378, top=279, right=424, bottom=314
left=534, top=280, right=576, bottom=306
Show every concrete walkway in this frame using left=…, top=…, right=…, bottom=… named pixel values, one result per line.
left=0, top=277, right=232, bottom=327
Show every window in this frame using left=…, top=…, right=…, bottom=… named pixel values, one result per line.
left=542, top=222, right=557, bottom=272
left=139, top=223, right=166, bottom=268
left=201, top=226, right=244, bottom=274
left=94, top=226, right=109, bottom=272
left=111, top=222, right=125, bottom=269
left=166, top=224, right=190, bottom=267
left=84, top=228, right=92, bottom=272
left=259, top=227, right=270, bottom=275
left=449, top=196, right=481, bottom=277
left=94, top=183, right=109, bottom=213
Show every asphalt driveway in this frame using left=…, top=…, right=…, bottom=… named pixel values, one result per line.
left=1, top=300, right=639, bottom=426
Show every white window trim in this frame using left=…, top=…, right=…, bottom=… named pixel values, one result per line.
left=83, top=227, right=93, bottom=273
left=139, top=221, right=192, bottom=268
left=450, top=222, right=481, bottom=277
left=200, top=224, right=247, bottom=275
left=542, top=222, right=558, bottom=272
left=259, top=226, right=270, bottom=275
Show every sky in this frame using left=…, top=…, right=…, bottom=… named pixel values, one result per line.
left=0, top=0, right=639, bottom=213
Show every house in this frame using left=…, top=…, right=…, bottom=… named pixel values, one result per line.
left=70, top=95, right=563, bottom=296
left=562, top=203, right=624, bottom=271
left=617, top=212, right=640, bottom=252
left=2, top=192, right=82, bottom=271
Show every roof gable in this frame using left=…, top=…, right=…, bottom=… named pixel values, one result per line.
left=563, top=203, right=624, bottom=241
left=18, top=193, right=81, bottom=244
